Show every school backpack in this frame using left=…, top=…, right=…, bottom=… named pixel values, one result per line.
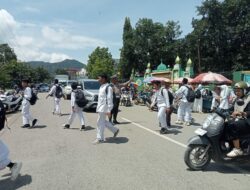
left=75, top=89, right=88, bottom=108
left=161, top=88, right=174, bottom=105
left=0, top=100, right=6, bottom=131
left=185, top=86, right=195, bottom=103
left=29, top=89, right=38, bottom=105
left=195, top=89, right=201, bottom=99
left=105, top=84, right=116, bottom=104
left=55, top=85, right=63, bottom=99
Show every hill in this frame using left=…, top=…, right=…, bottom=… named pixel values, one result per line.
left=25, top=59, right=86, bottom=73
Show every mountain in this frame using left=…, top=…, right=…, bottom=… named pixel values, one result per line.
left=25, top=59, right=86, bottom=73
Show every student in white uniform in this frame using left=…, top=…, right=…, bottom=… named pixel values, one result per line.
left=150, top=80, right=173, bottom=134
left=63, top=82, right=85, bottom=131
left=93, top=74, right=119, bottom=144
left=210, top=86, right=221, bottom=112
left=0, top=100, right=22, bottom=181
left=46, top=79, right=63, bottom=115
left=219, top=85, right=230, bottom=111
left=175, top=78, right=193, bottom=126
left=21, top=79, right=37, bottom=128
left=193, top=84, right=203, bottom=113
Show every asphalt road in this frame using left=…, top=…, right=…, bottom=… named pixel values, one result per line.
left=1, top=93, right=250, bottom=190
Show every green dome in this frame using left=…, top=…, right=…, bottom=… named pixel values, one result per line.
left=157, top=60, right=167, bottom=71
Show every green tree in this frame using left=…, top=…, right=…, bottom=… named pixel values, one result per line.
left=87, top=47, right=114, bottom=79
left=55, top=68, right=68, bottom=75
left=0, top=44, right=17, bottom=65
left=119, top=17, right=136, bottom=79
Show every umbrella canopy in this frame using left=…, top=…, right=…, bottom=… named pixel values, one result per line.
left=192, top=72, right=232, bottom=84
left=151, top=77, right=170, bottom=83
left=174, top=77, right=193, bottom=84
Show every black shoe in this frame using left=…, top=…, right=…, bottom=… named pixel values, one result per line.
left=64, top=124, right=70, bottom=129
left=22, top=124, right=30, bottom=128
left=32, top=119, right=37, bottom=127
left=113, top=129, right=120, bottom=138
left=113, top=120, right=120, bottom=124
left=160, top=128, right=167, bottom=134
left=80, top=125, right=86, bottom=131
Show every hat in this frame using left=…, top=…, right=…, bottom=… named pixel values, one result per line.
left=111, top=74, right=118, bottom=79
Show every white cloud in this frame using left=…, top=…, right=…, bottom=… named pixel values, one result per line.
left=42, top=26, right=105, bottom=49
left=23, top=6, right=40, bottom=13
left=0, top=9, right=106, bottom=63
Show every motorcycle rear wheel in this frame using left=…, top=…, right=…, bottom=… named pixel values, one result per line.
left=184, top=145, right=211, bottom=171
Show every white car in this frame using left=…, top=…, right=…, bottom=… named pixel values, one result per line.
left=78, top=79, right=100, bottom=110
left=63, top=80, right=77, bottom=99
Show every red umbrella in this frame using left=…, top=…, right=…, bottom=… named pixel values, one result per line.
left=174, top=77, right=193, bottom=84
left=192, top=72, right=232, bottom=84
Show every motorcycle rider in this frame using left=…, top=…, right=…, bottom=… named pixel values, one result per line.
left=226, top=81, right=250, bottom=157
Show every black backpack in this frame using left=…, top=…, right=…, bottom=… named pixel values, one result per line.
left=161, top=88, right=174, bottom=105
left=185, top=86, right=195, bottom=103
left=195, top=89, right=201, bottom=99
left=75, top=89, right=88, bottom=108
left=105, top=84, right=116, bottom=104
left=0, top=100, right=6, bottom=131
left=29, top=89, right=38, bottom=105
left=55, top=85, right=63, bottom=99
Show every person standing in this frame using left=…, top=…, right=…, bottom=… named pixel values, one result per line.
left=63, top=82, right=86, bottom=131
left=21, top=79, right=37, bottom=128
left=193, top=84, right=203, bottom=113
left=218, top=85, right=230, bottom=112
left=175, top=78, right=193, bottom=126
left=109, top=75, right=131, bottom=124
left=150, top=80, right=172, bottom=134
left=93, top=74, right=119, bottom=144
left=46, top=79, right=63, bottom=115
left=210, top=86, right=221, bottom=112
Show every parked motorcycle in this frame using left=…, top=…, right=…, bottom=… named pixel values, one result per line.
left=0, top=91, right=23, bottom=113
left=184, top=109, right=250, bottom=170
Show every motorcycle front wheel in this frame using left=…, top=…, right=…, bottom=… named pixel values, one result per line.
left=184, top=145, right=211, bottom=171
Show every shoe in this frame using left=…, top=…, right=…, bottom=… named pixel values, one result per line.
left=32, top=119, right=37, bottom=127
left=22, top=124, right=30, bottom=128
left=92, top=139, right=104, bottom=145
left=63, top=124, right=70, bottom=129
left=10, top=162, right=22, bottom=181
left=160, top=128, right=167, bottom=134
left=113, top=129, right=120, bottom=138
left=227, top=148, right=243, bottom=157
left=80, top=125, right=86, bottom=131
left=185, top=122, right=191, bottom=126
left=175, top=120, right=183, bottom=125
left=113, top=120, right=120, bottom=124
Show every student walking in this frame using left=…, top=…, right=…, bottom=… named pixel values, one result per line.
left=0, top=100, right=22, bottom=181
left=46, top=79, right=63, bottom=115
left=93, top=74, right=119, bottom=144
left=63, top=82, right=86, bottom=131
left=21, top=79, right=37, bottom=128
left=150, top=80, right=172, bottom=134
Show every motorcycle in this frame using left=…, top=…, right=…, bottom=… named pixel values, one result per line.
left=184, top=109, right=250, bottom=170
left=120, top=90, right=132, bottom=107
left=0, top=91, right=23, bottom=113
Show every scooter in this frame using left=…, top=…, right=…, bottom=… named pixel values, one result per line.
left=0, top=92, right=23, bottom=113
left=184, top=109, right=250, bottom=171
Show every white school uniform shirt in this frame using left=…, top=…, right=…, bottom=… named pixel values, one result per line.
left=23, top=87, right=32, bottom=104
left=175, top=85, right=189, bottom=103
left=219, top=85, right=230, bottom=109
left=96, top=83, right=113, bottom=113
left=71, top=91, right=76, bottom=107
left=151, top=88, right=170, bottom=108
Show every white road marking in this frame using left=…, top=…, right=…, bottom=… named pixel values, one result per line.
left=121, top=117, right=187, bottom=148
left=122, top=117, right=250, bottom=176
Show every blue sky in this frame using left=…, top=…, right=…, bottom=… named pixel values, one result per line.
left=0, top=0, right=203, bottom=63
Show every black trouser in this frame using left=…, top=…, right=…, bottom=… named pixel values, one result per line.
left=111, top=98, right=120, bottom=122
left=166, top=106, right=173, bottom=126
left=226, top=119, right=250, bottom=140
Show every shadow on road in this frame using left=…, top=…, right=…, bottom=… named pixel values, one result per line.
left=117, top=122, right=131, bottom=125
left=104, top=137, right=129, bottom=144
left=28, top=125, right=47, bottom=129
left=84, top=126, right=95, bottom=131
left=60, top=113, right=71, bottom=116
left=187, top=162, right=250, bottom=174
left=192, top=122, right=202, bottom=127
left=0, top=174, right=32, bottom=189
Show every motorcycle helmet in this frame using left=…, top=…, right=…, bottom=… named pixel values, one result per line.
left=234, top=81, right=248, bottom=106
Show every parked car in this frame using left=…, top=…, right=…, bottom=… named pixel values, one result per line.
left=79, top=79, right=100, bottom=110
left=63, top=80, right=77, bottom=99
left=38, top=83, right=50, bottom=92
